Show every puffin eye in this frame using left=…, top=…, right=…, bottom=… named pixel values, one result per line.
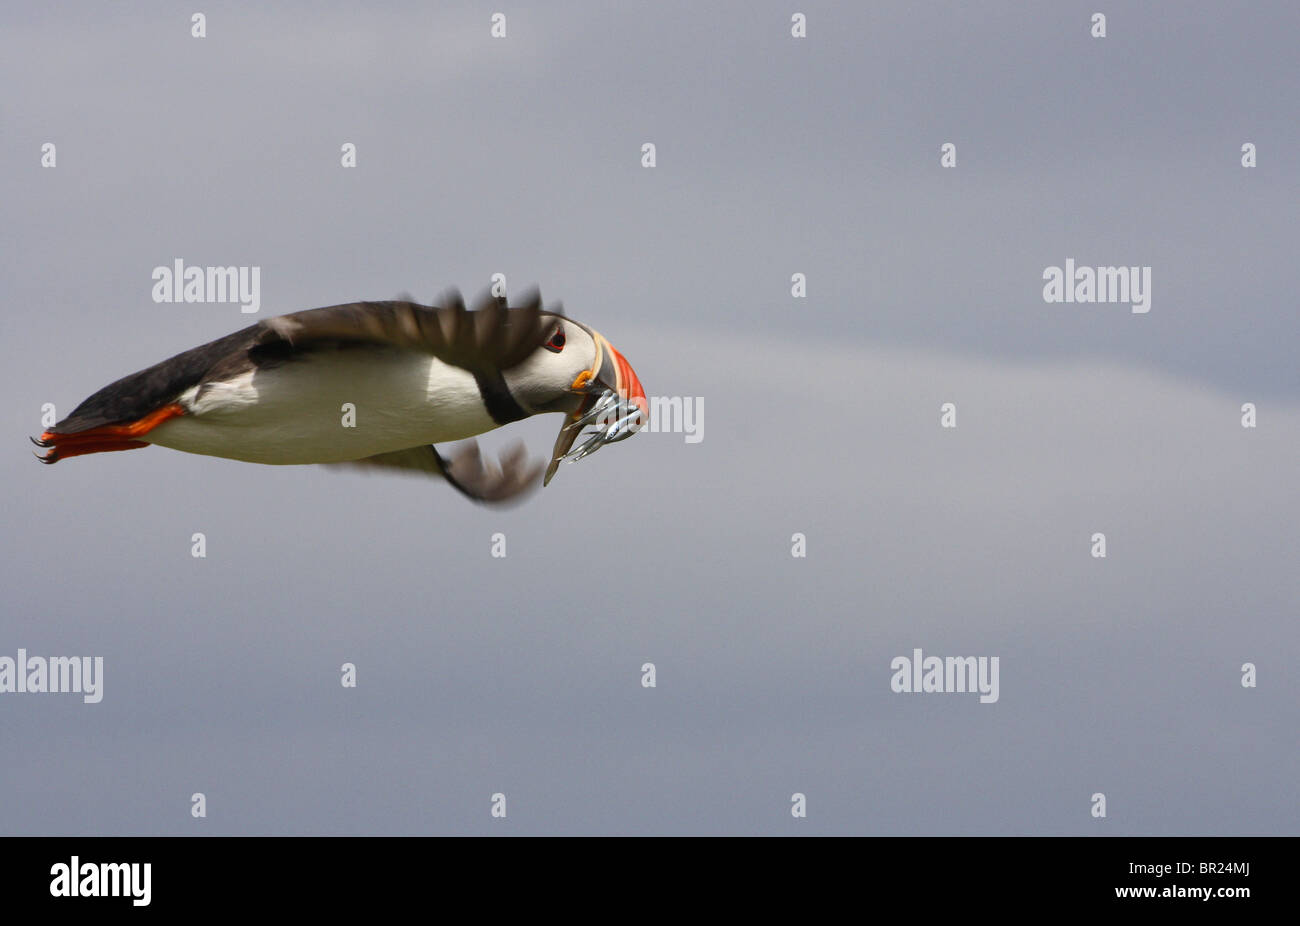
left=544, top=329, right=566, bottom=353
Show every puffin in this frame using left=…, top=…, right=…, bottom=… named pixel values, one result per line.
left=34, top=289, right=647, bottom=503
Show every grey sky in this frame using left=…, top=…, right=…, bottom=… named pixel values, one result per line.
left=1, top=1, right=1296, bottom=834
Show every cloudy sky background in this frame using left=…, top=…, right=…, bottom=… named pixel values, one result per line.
left=1, top=1, right=1296, bottom=834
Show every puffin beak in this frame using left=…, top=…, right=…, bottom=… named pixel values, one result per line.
left=544, top=331, right=647, bottom=485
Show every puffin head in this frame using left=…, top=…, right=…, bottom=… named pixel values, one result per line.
left=501, top=311, right=647, bottom=485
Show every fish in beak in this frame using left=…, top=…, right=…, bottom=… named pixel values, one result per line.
left=544, top=330, right=647, bottom=485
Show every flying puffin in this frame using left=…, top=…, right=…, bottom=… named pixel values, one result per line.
left=34, top=290, right=647, bottom=503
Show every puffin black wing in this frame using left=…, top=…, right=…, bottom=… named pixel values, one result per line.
left=330, top=441, right=543, bottom=504
left=258, top=291, right=554, bottom=425
left=259, top=290, right=551, bottom=376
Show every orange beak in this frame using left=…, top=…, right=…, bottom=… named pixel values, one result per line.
left=605, top=338, right=647, bottom=423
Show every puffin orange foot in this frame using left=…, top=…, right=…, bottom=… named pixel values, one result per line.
left=36, top=403, right=185, bottom=464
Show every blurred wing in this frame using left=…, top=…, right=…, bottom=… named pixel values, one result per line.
left=328, top=440, right=543, bottom=505
left=255, top=289, right=551, bottom=378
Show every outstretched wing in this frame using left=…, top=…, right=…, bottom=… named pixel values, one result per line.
left=259, top=289, right=551, bottom=376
